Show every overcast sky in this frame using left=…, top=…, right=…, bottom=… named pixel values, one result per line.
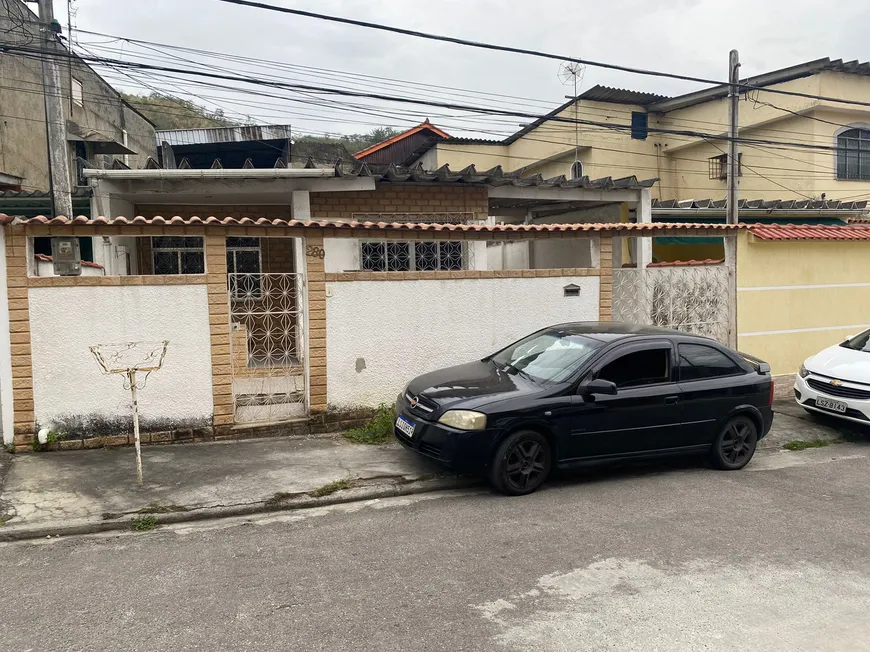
left=56, top=0, right=870, bottom=138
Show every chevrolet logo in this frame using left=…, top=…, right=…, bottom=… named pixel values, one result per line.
left=830, top=379, right=843, bottom=387
left=409, top=397, right=419, bottom=408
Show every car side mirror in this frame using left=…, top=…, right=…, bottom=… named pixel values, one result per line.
left=580, top=379, right=618, bottom=396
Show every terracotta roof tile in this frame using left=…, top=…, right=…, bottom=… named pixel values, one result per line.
left=34, top=253, right=104, bottom=269
left=748, top=224, right=870, bottom=241
left=647, top=258, right=724, bottom=267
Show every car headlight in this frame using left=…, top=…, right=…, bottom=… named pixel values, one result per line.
left=438, top=410, right=487, bottom=431
left=799, top=363, right=810, bottom=378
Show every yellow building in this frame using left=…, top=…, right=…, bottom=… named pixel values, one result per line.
left=418, top=58, right=870, bottom=206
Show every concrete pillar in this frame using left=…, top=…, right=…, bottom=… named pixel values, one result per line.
left=590, top=236, right=601, bottom=269
left=291, top=190, right=311, bottom=221
left=724, top=233, right=738, bottom=349
left=0, top=228, right=14, bottom=445
left=634, top=188, right=653, bottom=269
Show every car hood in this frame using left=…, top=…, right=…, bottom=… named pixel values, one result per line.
left=406, top=360, right=542, bottom=411
left=808, top=344, right=870, bottom=384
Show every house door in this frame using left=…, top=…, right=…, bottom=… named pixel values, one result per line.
left=228, top=237, right=307, bottom=423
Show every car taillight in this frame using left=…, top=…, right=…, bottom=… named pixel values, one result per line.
left=769, top=379, right=775, bottom=406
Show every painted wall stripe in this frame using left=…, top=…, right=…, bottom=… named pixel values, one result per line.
left=738, top=282, right=870, bottom=292
left=741, top=324, right=870, bottom=337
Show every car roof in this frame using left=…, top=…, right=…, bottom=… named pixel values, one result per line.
left=549, top=321, right=715, bottom=343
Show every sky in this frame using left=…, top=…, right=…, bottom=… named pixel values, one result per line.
left=54, top=0, right=870, bottom=139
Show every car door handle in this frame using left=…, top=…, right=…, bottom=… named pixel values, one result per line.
left=664, top=396, right=680, bottom=405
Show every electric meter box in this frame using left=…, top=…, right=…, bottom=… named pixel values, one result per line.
left=51, top=237, right=82, bottom=276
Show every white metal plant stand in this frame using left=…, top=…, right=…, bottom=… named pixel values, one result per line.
left=89, top=341, right=169, bottom=485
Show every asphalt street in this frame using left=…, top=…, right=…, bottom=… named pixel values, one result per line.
left=3, top=437, right=870, bottom=652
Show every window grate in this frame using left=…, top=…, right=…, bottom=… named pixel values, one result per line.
left=360, top=241, right=469, bottom=272
left=227, top=237, right=262, bottom=298
left=151, top=236, right=204, bottom=275
left=837, top=128, right=870, bottom=180
left=708, top=153, right=742, bottom=180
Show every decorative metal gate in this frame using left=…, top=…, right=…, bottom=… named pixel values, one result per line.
left=612, top=265, right=730, bottom=344
left=229, top=273, right=306, bottom=423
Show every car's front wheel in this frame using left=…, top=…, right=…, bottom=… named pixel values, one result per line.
left=489, top=430, right=552, bottom=496
left=710, top=415, right=758, bottom=470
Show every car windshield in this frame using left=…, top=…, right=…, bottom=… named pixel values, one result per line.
left=841, top=329, right=870, bottom=352
left=489, top=330, right=602, bottom=384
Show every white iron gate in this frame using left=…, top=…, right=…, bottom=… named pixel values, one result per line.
left=612, top=265, right=731, bottom=344
left=229, top=273, right=306, bottom=423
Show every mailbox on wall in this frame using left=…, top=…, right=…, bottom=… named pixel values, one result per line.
left=51, top=237, right=82, bottom=276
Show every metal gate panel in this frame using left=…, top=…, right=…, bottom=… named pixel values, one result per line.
left=613, top=266, right=730, bottom=344
left=229, top=273, right=306, bottom=423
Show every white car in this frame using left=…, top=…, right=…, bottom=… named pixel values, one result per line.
left=795, top=329, right=870, bottom=425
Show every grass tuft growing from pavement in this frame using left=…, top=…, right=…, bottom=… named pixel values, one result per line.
left=783, top=439, right=832, bottom=451
left=130, top=515, right=159, bottom=531
left=308, top=479, right=350, bottom=498
left=343, top=404, right=396, bottom=445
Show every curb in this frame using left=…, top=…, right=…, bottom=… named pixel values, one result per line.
left=0, top=475, right=481, bottom=542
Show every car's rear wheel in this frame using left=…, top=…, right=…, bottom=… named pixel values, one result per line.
left=489, top=430, right=551, bottom=496
left=710, top=415, right=758, bottom=470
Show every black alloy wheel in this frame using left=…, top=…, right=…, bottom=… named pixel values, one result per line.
left=711, top=416, right=758, bottom=470
left=490, top=430, right=551, bottom=496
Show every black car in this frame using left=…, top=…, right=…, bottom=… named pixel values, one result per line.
left=395, top=322, right=773, bottom=495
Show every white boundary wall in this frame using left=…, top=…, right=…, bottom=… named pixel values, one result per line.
left=326, top=276, right=600, bottom=407
left=28, top=285, right=214, bottom=432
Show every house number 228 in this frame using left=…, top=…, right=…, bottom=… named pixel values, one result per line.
left=306, top=245, right=325, bottom=259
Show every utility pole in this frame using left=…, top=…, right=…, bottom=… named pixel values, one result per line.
left=37, top=0, right=73, bottom=218
left=726, top=49, right=740, bottom=225
left=725, top=49, right=740, bottom=349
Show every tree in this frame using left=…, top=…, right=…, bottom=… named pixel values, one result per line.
left=121, top=92, right=238, bottom=130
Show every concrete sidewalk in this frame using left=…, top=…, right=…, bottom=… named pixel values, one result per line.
left=0, top=435, right=460, bottom=539
left=0, top=400, right=863, bottom=540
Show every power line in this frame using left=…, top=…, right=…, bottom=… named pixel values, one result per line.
left=3, top=42, right=861, bottom=156
left=72, top=33, right=869, bottom=152
left=76, top=30, right=864, bottom=147
left=215, top=0, right=870, bottom=110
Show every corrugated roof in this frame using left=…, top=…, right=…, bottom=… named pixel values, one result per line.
left=155, top=125, right=293, bottom=147
left=339, top=162, right=658, bottom=189
left=0, top=189, right=91, bottom=199
left=3, top=215, right=742, bottom=233
left=749, top=224, right=870, bottom=241
left=444, top=86, right=666, bottom=149
left=355, top=120, right=450, bottom=159
left=577, top=85, right=669, bottom=106
left=649, top=58, right=870, bottom=112
left=653, top=198, right=869, bottom=211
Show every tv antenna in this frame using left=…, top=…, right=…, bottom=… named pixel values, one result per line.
left=558, top=61, right=586, bottom=178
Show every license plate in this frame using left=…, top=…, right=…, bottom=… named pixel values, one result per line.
left=817, top=397, right=848, bottom=413
left=396, top=415, right=415, bottom=437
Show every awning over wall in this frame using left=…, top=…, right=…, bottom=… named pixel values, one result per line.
left=66, top=120, right=136, bottom=156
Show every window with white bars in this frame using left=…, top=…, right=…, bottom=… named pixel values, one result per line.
left=151, top=236, right=205, bottom=274
left=226, top=237, right=262, bottom=298
left=360, top=241, right=466, bottom=271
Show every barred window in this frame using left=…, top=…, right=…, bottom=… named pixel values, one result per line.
left=151, top=236, right=204, bottom=274
left=708, top=153, right=742, bottom=180
left=226, top=237, right=262, bottom=298
left=837, top=128, right=870, bottom=180
left=361, top=241, right=466, bottom=272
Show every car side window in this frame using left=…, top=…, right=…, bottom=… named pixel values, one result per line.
left=678, top=343, right=743, bottom=381
left=597, top=347, right=671, bottom=389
